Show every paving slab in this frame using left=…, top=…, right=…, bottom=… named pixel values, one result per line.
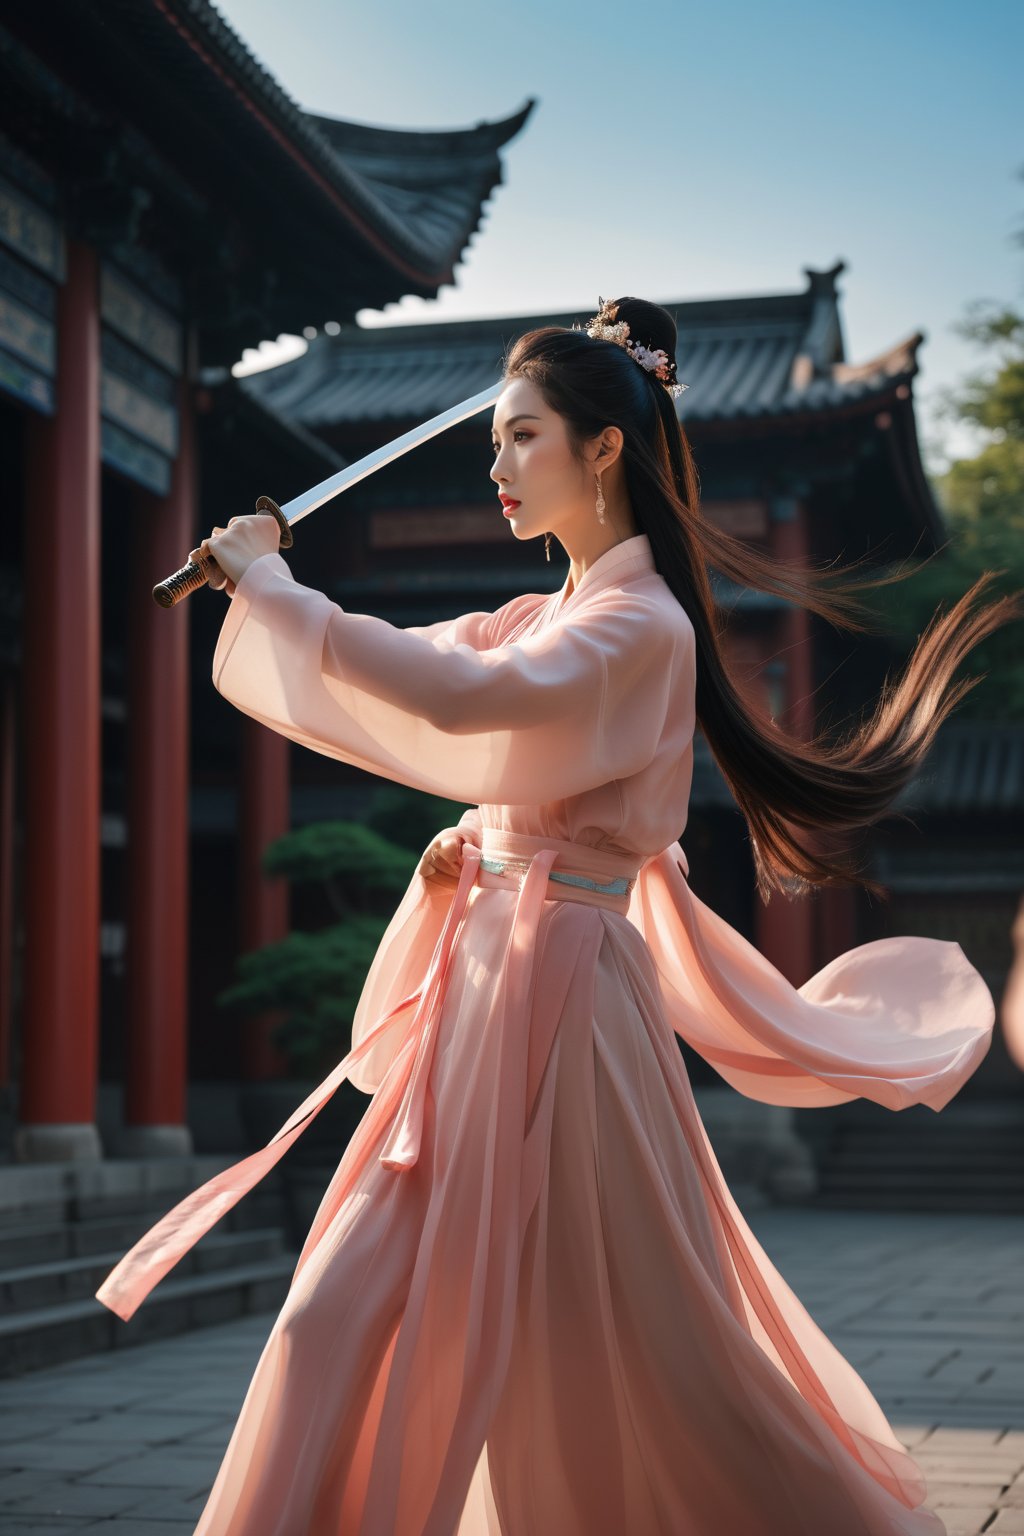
left=0, top=1205, right=1018, bottom=1532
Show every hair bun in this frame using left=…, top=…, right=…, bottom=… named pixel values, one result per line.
left=604, top=297, right=677, bottom=363
left=586, top=295, right=682, bottom=396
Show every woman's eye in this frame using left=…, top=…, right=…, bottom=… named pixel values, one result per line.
left=491, top=431, right=530, bottom=453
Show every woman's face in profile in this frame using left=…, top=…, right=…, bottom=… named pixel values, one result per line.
left=489, top=377, right=588, bottom=546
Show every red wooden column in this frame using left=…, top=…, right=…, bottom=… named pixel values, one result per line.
left=0, top=672, right=15, bottom=1092
left=754, top=492, right=816, bottom=987
left=121, top=376, right=196, bottom=1154
left=239, top=718, right=290, bottom=1080
left=818, top=882, right=858, bottom=964
left=17, top=240, right=103, bottom=1161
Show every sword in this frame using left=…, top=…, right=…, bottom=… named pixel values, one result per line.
left=153, top=381, right=504, bottom=607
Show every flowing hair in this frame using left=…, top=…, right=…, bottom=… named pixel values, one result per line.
left=502, top=297, right=1022, bottom=899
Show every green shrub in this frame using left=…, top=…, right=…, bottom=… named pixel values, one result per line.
left=216, top=783, right=475, bottom=1076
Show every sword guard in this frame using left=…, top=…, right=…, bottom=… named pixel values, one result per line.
left=254, top=495, right=294, bottom=548
left=152, top=495, right=295, bottom=608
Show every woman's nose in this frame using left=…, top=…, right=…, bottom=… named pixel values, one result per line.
left=491, top=451, right=512, bottom=484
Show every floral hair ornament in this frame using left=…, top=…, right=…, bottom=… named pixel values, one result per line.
left=578, top=296, right=688, bottom=399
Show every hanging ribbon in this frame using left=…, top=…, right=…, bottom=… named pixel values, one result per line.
left=379, top=845, right=558, bottom=1171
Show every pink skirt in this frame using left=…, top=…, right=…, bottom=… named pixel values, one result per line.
left=96, top=829, right=974, bottom=1534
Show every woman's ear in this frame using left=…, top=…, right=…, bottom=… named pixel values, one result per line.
left=585, top=425, right=624, bottom=470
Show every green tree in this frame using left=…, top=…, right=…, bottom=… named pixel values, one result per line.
left=217, top=786, right=472, bottom=1076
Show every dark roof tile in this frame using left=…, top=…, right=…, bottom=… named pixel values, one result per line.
left=90, top=0, right=535, bottom=289
left=894, top=722, right=1024, bottom=815
left=243, top=262, right=925, bottom=428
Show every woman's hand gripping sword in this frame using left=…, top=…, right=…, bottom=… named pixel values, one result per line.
left=154, top=497, right=290, bottom=607
left=151, top=383, right=504, bottom=607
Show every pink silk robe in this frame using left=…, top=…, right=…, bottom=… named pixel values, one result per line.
left=96, top=532, right=993, bottom=1536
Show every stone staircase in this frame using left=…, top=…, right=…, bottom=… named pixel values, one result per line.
left=0, top=1156, right=297, bottom=1376
left=797, top=1098, right=1024, bottom=1213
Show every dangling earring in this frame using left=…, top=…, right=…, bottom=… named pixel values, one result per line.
left=544, top=532, right=551, bottom=562
left=595, top=472, right=607, bottom=524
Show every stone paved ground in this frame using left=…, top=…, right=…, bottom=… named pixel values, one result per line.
left=0, top=1205, right=1020, bottom=1534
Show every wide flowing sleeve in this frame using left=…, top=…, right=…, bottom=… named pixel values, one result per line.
left=627, top=841, right=995, bottom=1112
left=396, top=612, right=495, bottom=644
left=211, top=552, right=688, bottom=804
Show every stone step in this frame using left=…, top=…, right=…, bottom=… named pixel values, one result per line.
left=0, top=1225, right=286, bottom=1315
left=800, top=1104, right=1024, bottom=1212
left=818, top=1167, right=1024, bottom=1190
left=825, top=1150, right=1024, bottom=1174
left=0, top=1157, right=299, bottom=1375
left=804, top=1186, right=1024, bottom=1213
left=0, top=1188, right=285, bottom=1269
left=809, top=1174, right=1024, bottom=1211
left=824, top=1099, right=1024, bottom=1131
left=0, top=1255, right=296, bottom=1377
left=0, top=1155, right=288, bottom=1227
left=832, top=1131, right=1024, bottom=1152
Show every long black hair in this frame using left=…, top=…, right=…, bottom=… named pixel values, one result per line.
left=503, top=296, right=1022, bottom=898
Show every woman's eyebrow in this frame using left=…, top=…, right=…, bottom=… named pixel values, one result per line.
left=491, top=414, right=542, bottom=434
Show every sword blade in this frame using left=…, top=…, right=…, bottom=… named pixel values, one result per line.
left=279, top=381, right=504, bottom=526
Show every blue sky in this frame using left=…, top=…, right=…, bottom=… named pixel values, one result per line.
left=215, top=0, right=1022, bottom=474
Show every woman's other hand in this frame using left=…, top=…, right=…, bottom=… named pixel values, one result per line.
left=415, top=827, right=471, bottom=886
left=190, top=514, right=282, bottom=596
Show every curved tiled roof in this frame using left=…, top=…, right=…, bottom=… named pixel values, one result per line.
left=305, top=107, right=537, bottom=278
left=153, top=0, right=536, bottom=285
left=894, top=721, right=1024, bottom=815
left=242, top=262, right=925, bottom=429
left=10, top=0, right=533, bottom=302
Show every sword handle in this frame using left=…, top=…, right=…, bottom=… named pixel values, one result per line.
left=152, top=496, right=294, bottom=608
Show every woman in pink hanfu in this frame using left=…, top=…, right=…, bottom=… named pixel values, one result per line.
left=96, top=297, right=1020, bottom=1536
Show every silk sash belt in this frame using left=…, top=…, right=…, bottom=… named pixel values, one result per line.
left=377, top=829, right=640, bottom=1169
left=95, top=828, right=643, bottom=1322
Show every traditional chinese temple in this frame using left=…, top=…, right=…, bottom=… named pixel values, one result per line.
left=0, top=0, right=1020, bottom=1382
left=0, top=3, right=1019, bottom=1382
left=0, top=0, right=534, bottom=1173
